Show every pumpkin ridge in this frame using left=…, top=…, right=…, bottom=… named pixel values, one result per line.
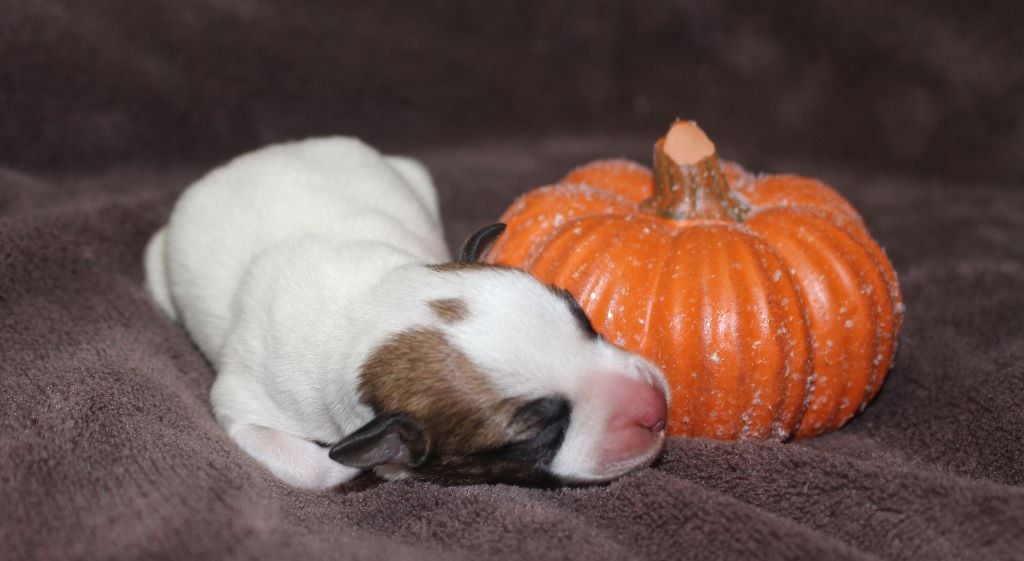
left=492, top=183, right=639, bottom=267
left=744, top=215, right=823, bottom=437
left=798, top=223, right=856, bottom=436
left=524, top=192, right=626, bottom=268
left=662, top=228, right=707, bottom=434
left=725, top=237, right=754, bottom=439
left=523, top=216, right=600, bottom=284
left=745, top=230, right=815, bottom=440
left=743, top=176, right=865, bottom=228
left=712, top=231, right=744, bottom=438
left=734, top=234, right=791, bottom=439
left=821, top=216, right=901, bottom=407
left=747, top=208, right=894, bottom=437
left=829, top=211, right=903, bottom=339
left=695, top=227, right=717, bottom=436
left=638, top=225, right=674, bottom=359
left=734, top=227, right=816, bottom=439
left=761, top=205, right=899, bottom=420
left=562, top=159, right=653, bottom=204
left=531, top=216, right=673, bottom=353
left=810, top=216, right=887, bottom=419
left=797, top=219, right=866, bottom=433
left=691, top=224, right=754, bottom=438
left=757, top=238, right=816, bottom=440
left=522, top=215, right=579, bottom=269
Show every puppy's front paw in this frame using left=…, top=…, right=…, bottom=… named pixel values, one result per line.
left=315, top=460, right=363, bottom=490
left=228, top=423, right=362, bottom=490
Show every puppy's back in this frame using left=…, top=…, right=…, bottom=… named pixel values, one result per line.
left=154, top=137, right=447, bottom=359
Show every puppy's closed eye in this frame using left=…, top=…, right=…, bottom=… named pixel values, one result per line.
left=511, top=396, right=571, bottom=432
left=484, top=397, right=571, bottom=466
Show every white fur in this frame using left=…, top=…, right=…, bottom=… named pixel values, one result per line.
left=145, top=137, right=668, bottom=489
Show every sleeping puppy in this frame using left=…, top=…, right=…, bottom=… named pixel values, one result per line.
left=144, top=137, right=669, bottom=489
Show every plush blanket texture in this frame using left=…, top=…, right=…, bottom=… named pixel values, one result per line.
left=2, top=2, right=1022, bottom=560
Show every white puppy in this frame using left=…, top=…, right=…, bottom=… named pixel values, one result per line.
left=145, top=137, right=669, bottom=489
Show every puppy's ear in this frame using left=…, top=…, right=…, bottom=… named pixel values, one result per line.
left=456, top=223, right=506, bottom=263
left=328, top=413, right=429, bottom=469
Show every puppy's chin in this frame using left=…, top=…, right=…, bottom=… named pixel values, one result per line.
left=593, top=432, right=667, bottom=481
left=550, top=432, right=666, bottom=484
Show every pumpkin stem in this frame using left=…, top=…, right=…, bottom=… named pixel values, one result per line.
left=641, top=120, right=749, bottom=222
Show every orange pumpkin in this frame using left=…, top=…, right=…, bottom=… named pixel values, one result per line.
left=485, top=121, right=904, bottom=439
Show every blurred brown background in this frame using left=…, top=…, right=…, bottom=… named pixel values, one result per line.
left=3, top=1, right=1022, bottom=183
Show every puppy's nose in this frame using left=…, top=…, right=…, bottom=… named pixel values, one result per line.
left=600, top=374, right=667, bottom=435
left=622, top=378, right=668, bottom=434
left=590, top=374, right=668, bottom=469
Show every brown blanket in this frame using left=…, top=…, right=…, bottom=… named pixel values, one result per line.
left=2, top=2, right=1022, bottom=560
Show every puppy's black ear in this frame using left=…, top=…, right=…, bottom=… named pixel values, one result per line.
left=456, top=223, right=506, bottom=263
left=329, top=413, right=429, bottom=469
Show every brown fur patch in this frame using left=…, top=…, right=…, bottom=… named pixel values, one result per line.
left=358, top=328, right=566, bottom=484
left=359, top=328, right=521, bottom=455
left=429, top=298, right=469, bottom=324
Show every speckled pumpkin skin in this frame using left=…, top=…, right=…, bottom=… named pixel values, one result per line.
left=485, top=159, right=904, bottom=439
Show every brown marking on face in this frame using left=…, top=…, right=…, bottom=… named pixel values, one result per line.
left=429, top=298, right=469, bottom=324
left=359, top=328, right=562, bottom=483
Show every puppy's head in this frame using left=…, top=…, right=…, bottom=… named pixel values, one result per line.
left=330, top=224, right=669, bottom=486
